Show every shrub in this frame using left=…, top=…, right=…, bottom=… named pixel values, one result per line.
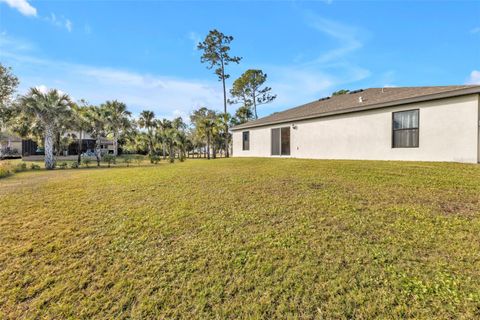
left=14, top=162, right=27, bottom=173
left=123, top=156, right=132, bottom=167
left=135, top=155, right=144, bottom=165
left=70, top=161, right=79, bottom=169
left=81, top=155, right=92, bottom=167
left=149, top=155, right=160, bottom=164
left=30, top=163, right=41, bottom=170
left=102, top=154, right=116, bottom=168
left=57, top=162, right=67, bottom=169
left=0, top=162, right=14, bottom=179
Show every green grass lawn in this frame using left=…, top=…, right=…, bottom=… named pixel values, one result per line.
left=1, top=158, right=479, bottom=319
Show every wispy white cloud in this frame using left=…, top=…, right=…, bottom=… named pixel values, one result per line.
left=1, top=0, right=73, bottom=32
left=65, top=19, right=73, bottom=32
left=254, top=12, right=370, bottom=114
left=0, top=12, right=371, bottom=120
left=471, top=27, right=480, bottom=34
left=0, top=31, right=35, bottom=52
left=261, top=63, right=369, bottom=113
left=188, top=31, right=201, bottom=50
left=466, top=70, right=480, bottom=85
left=44, top=13, right=73, bottom=32
left=0, top=34, right=222, bottom=119
left=304, top=13, right=365, bottom=65
left=0, top=0, right=36, bottom=17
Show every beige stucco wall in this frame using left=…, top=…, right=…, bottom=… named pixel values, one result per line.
left=232, top=94, right=480, bottom=163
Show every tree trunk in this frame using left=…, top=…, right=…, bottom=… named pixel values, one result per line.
left=113, top=132, right=118, bottom=156
left=95, top=137, right=101, bottom=166
left=169, top=144, right=174, bottom=162
left=44, top=125, right=55, bottom=170
left=54, top=132, right=60, bottom=157
left=221, top=64, right=229, bottom=158
left=77, top=131, right=83, bottom=164
left=207, top=132, right=211, bottom=160
left=253, top=92, right=258, bottom=119
left=162, top=142, right=166, bottom=160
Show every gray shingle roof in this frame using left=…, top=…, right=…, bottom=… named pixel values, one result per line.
left=231, top=85, right=480, bottom=131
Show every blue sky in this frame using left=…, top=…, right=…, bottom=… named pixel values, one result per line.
left=0, top=0, right=479, bottom=119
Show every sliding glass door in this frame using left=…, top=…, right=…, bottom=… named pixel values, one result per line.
left=271, top=127, right=290, bottom=156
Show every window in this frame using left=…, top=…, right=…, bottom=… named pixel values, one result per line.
left=271, top=127, right=290, bottom=155
left=242, top=131, right=250, bottom=151
left=392, top=109, right=419, bottom=148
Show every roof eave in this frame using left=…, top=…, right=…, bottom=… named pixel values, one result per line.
left=231, top=86, right=480, bottom=131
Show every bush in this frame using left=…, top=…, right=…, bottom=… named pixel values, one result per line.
left=0, top=162, right=14, bottom=179
left=123, top=156, right=132, bottom=167
left=102, top=154, right=116, bottom=168
left=135, top=155, right=144, bottom=165
left=70, top=161, right=79, bottom=169
left=14, top=162, right=27, bottom=173
left=149, top=155, right=160, bottom=164
left=30, top=163, right=41, bottom=170
left=81, top=155, right=92, bottom=167
left=57, top=162, right=67, bottom=170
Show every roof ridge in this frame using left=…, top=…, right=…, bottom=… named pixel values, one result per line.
left=232, top=85, right=480, bottom=131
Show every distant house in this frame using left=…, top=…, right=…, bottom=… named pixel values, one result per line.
left=0, top=131, right=114, bottom=158
left=20, top=132, right=114, bottom=157
left=0, top=132, right=22, bottom=158
left=232, top=85, right=480, bottom=163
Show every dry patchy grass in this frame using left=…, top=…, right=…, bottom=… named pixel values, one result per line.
left=0, top=158, right=479, bottom=319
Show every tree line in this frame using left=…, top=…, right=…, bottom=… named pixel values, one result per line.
left=0, top=29, right=276, bottom=170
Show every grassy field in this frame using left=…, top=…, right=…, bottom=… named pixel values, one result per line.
left=0, top=158, right=479, bottom=319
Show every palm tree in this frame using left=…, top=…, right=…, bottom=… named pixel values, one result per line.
left=137, top=110, right=156, bottom=160
left=191, top=107, right=220, bottom=160
left=171, top=117, right=187, bottom=161
left=17, top=87, right=72, bottom=169
left=84, top=105, right=107, bottom=166
left=102, top=100, right=131, bottom=156
left=71, top=101, right=91, bottom=165
left=156, top=118, right=172, bottom=160
left=216, top=112, right=231, bottom=157
left=163, top=126, right=177, bottom=163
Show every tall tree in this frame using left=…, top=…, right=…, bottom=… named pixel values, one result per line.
left=156, top=118, right=172, bottom=160
left=197, top=29, right=241, bottom=157
left=332, top=89, right=350, bottom=96
left=229, top=69, right=276, bottom=119
left=190, top=107, right=218, bottom=160
left=0, top=64, right=19, bottom=149
left=16, top=88, right=73, bottom=169
left=102, top=100, right=131, bottom=156
left=71, top=100, right=92, bottom=165
left=84, top=105, right=108, bottom=166
left=231, top=105, right=254, bottom=126
left=171, top=117, right=187, bottom=161
left=0, top=64, right=19, bottom=111
left=137, top=110, right=157, bottom=161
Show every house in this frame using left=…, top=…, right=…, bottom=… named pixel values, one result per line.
left=231, top=85, right=480, bottom=163
left=0, top=131, right=114, bottom=158
left=0, top=132, right=22, bottom=158
left=20, top=132, right=114, bottom=157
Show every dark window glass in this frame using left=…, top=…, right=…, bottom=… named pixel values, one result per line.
left=281, top=127, right=290, bottom=155
left=271, top=127, right=290, bottom=156
left=392, top=110, right=419, bottom=148
left=271, top=128, right=280, bottom=155
left=242, top=131, right=250, bottom=151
